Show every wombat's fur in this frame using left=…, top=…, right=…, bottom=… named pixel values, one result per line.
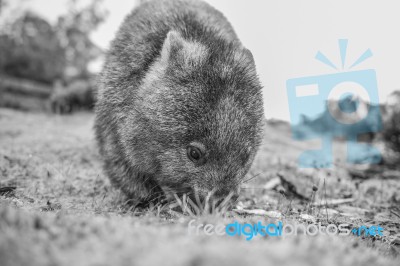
left=95, top=0, right=264, bottom=204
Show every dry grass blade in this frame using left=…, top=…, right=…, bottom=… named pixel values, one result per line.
left=242, top=173, right=261, bottom=184
left=173, top=193, right=195, bottom=216
left=194, top=191, right=204, bottom=213
left=203, top=191, right=213, bottom=215
left=216, top=191, right=234, bottom=213
left=186, top=197, right=201, bottom=216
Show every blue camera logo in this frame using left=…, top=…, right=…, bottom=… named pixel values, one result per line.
left=286, top=39, right=382, bottom=168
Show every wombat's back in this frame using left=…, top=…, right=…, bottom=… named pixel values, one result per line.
left=100, top=0, right=238, bottom=91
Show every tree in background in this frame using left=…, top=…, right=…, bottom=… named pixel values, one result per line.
left=0, top=0, right=107, bottom=84
left=0, top=12, right=66, bottom=83
left=56, top=0, right=108, bottom=81
left=0, top=0, right=6, bottom=15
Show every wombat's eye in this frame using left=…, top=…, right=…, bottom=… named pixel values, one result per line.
left=187, top=145, right=204, bottom=163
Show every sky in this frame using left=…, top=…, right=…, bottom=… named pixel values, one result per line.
left=3, top=0, right=400, bottom=121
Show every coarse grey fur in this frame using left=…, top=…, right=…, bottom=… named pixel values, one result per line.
left=94, top=0, right=264, bottom=204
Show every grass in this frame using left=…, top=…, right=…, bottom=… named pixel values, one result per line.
left=0, top=108, right=399, bottom=266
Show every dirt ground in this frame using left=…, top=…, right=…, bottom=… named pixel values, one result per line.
left=0, top=108, right=399, bottom=266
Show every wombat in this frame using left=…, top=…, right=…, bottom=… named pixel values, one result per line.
left=95, top=0, right=264, bottom=204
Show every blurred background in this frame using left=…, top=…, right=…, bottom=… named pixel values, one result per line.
left=1, top=0, right=400, bottom=156
left=0, top=0, right=107, bottom=113
left=1, top=0, right=399, bottom=119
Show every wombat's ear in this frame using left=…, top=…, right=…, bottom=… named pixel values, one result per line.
left=160, top=30, right=207, bottom=66
left=243, top=48, right=255, bottom=66
left=160, top=31, right=185, bottom=63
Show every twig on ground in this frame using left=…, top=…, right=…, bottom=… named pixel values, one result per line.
left=312, top=198, right=356, bottom=207
left=391, top=210, right=400, bottom=219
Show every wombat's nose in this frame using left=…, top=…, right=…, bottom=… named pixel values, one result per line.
left=212, top=188, right=239, bottom=202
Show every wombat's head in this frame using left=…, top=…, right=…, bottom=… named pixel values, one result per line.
left=131, top=31, right=264, bottom=202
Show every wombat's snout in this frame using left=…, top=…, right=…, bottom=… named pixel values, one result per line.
left=195, top=186, right=240, bottom=204
left=214, top=188, right=239, bottom=200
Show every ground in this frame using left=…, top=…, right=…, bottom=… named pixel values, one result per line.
left=0, top=108, right=399, bottom=266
